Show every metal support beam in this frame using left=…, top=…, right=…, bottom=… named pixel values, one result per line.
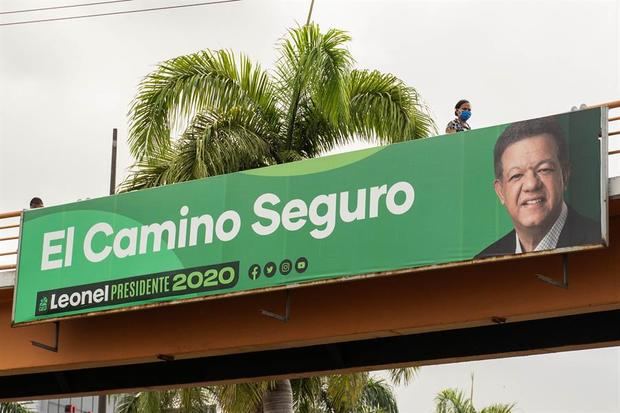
left=536, top=254, right=569, bottom=289
left=31, top=322, right=59, bottom=352
left=261, top=291, right=291, bottom=322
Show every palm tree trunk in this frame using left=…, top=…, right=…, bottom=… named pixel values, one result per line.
left=262, top=379, right=293, bottom=413
left=305, top=0, right=315, bottom=25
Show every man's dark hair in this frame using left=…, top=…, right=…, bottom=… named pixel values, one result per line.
left=494, top=116, right=569, bottom=179
left=454, top=99, right=469, bottom=116
left=29, top=197, right=43, bottom=208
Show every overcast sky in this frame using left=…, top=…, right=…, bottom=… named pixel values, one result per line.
left=1, top=0, right=619, bottom=411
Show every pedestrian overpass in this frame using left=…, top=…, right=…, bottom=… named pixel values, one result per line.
left=1, top=102, right=619, bottom=400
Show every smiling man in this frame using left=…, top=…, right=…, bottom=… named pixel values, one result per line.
left=475, top=116, right=601, bottom=259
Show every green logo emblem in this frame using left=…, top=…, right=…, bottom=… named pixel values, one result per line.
left=38, top=296, right=48, bottom=312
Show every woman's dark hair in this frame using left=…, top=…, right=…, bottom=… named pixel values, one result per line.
left=493, top=116, right=569, bottom=179
left=454, top=99, right=469, bottom=116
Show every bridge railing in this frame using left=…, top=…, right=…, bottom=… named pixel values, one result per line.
left=590, top=99, right=620, bottom=155
left=0, top=210, right=21, bottom=271
left=1, top=101, right=619, bottom=272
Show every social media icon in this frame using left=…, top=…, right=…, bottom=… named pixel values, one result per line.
left=295, top=257, right=308, bottom=273
left=248, top=264, right=261, bottom=280
left=264, top=262, right=277, bottom=277
left=280, top=259, right=292, bottom=275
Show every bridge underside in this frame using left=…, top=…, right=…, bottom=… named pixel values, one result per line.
left=1, top=309, right=619, bottom=399
left=1, top=196, right=619, bottom=400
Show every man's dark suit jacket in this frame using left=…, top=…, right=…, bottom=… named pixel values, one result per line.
left=475, top=207, right=601, bottom=259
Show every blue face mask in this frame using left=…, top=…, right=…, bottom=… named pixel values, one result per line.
left=459, top=110, right=471, bottom=122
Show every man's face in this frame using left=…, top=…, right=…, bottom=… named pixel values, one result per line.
left=494, top=134, right=567, bottom=235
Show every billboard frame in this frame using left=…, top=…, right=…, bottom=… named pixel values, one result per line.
left=600, top=106, right=609, bottom=246
left=12, top=109, right=609, bottom=327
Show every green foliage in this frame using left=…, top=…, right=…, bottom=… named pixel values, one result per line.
left=386, top=367, right=417, bottom=387
left=434, top=388, right=515, bottom=413
left=120, top=19, right=431, bottom=413
left=113, top=367, right=416, bottom=413
left=478, top=406, right=516, bottom=413
left=288, top=368, right=415, bottom=413
left=0, top=402, right=34, bottom=413
left=357, top=377, right=399, bottom=413
left=214, top=381, right=267, bottom=413
left=435, top=389, right=476, bottom=413
left=122, top=23, right=435, bottom=192
left=115, top=388, right=216, bottom=413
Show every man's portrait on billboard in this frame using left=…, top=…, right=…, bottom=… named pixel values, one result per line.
left=476, top=116, right=601, bottom=259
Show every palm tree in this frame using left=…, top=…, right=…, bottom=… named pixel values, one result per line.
left=115, top=368, right=415, bottom=413
left=291, top=372, right=402, bottom=413
left=434, top=388, right=515, bottom=413
left=121, top=20, right=431, bottom=413
left=121, top=22, right=435, bottom=190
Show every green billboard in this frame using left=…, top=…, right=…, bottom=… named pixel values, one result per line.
left=13, top=108, right=606, bottom=325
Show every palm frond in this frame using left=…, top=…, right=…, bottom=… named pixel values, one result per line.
left=175, top=387, right=211, bottom=413
left=291, top=377, right=323, bottom=413
left=479, top=403, right=516, bottom=413
left=137, top=391, right=163, bottom=413
left=115, top=388, right=214, bottom=413
left=118, top=147, right=176, bottom=192
left=0, top=402, right=34, bottom=413
left=128, top=49, right=278, bottom=159
left=115, top=393, right=140, bottom=413
left=173, top=108, right=275, bottom=178
left=408, top=86, right=437, bottom=138
left=213, top=381, right=266, bottom=413
left=387, top=367, right=419, bottom=387
left=308, top=27, right=353, bottom=126
left=121, top=106, right=276, bottom=191
left=434, top=388, right=475, bottom=413
left=326, top=372, right=368, bottom=413
left=275, top=24, right=353, bottom=148
left=346, top=69, right=436, bottom=143
left=114, top=391, right=163, bottom=413
left=357, top=377, right=398, bottom=413
left=287, top=97, right=343, bottom=156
